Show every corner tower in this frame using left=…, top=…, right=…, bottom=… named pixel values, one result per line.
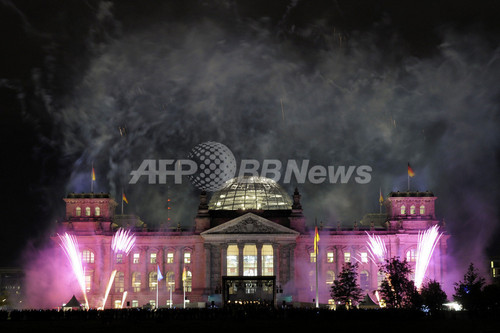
left=62, top=193, right=117, bottom=234
left=386, top=191, right=439, bottom=230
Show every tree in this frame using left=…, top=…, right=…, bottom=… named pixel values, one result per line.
left=330, top=262, right=363, bottom=309
left=453, top=263, right=485, bottom=311
left=379, top=257, right=420, bottom=308
left=420, top=280, right=448, bottom=311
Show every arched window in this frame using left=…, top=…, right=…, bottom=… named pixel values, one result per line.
left=360, top=271, right=370, bottom=290
left=184, top=252, right=191, bottom=264
left=410, top=205, right=416, bottom=214
left=115, top=272, right=124, bottom=293
left=261, top=244, right=274, bottom=276
left=132, top=272, right=141, bottom=292
left=183, top=270, right=192, bottom=292
left=166, top=272, right=175, bottom=290
left=406, top=248, right=417, bottom=262
left=420, top=205, right=425, bottom=215
left=243, top=244, right=257, bottom=276
left=149, top=272, right=158, bottom=291
left=82, top=250, right=94, bottom=263
left=400, top=205, right=406, bottom=215
left=85, top=207, right=91, bottom=216
left=76, top=207, right=81, bottom=216
left=95, top=207, right=101, bottom=216
left=326, top=270, right=335, bottom=285
left=226, top=244, right=238, bottom=276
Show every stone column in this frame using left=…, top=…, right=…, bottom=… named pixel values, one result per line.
left=221, top=243, right=228, bottom=278
left=288, top=244, right=296, bottom=288
left=256, top=243, right=263, bottom=276
left=238, top=243, right=244, bottom=276
left=204, top=244, right=212, bottom=293
left=273, top=243, right=280, bottom=282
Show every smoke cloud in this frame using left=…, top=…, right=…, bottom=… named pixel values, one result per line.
left=2, top=2, right=499, bottom=283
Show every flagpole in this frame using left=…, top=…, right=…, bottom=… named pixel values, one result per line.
left=315, top=218, right=319, bottom=309
left=408, top=173, right=410, bottom=191
left=156, top=281, right=159, bottom=309
left=121, top=189, right=124, bottom=215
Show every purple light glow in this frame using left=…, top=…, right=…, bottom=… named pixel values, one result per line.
left=58, top=233, right=89, bottom=309
left=111, top=228, right=136, bottom=255
left=415, top=225, right=443, bottom=290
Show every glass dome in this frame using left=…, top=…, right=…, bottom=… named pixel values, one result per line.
left=208, top=176, right=293, bottom=210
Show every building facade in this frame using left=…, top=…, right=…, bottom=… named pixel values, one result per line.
left=55, top=176, right=449, bottom=308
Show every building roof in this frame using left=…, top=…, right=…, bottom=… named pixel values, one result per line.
left=66, top=192, right=111, bottom=198
left=388, top=190, right=434, bottom=197
left=208, top=176, right=293, bottom=211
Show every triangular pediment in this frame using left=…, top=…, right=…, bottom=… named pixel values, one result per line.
left=201, top=213, right=299, bottom=236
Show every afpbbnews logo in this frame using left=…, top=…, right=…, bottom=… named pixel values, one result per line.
left=129, top=142, right=372, bottom=191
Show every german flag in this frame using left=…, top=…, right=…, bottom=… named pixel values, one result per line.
left=408, top=163, right=415, bottom=177
left=92, top=167, right=96, bottom=181
left=379, top=188, right=384, bottom=204
left=122, top=192, right=128, bottom=204
left=314, top=226, right=320, bottom=255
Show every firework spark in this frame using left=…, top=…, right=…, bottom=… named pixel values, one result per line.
left=101, top=270, right=117, bottom=309
left=120, top=291, right=128, bottom=309
left=58, top=233, right=89, bottom=309
left=414, top=225, right=443, bottom=290
left=365, top=232, right=387, bottom=264
left=111, top=228, right=136, bottom=254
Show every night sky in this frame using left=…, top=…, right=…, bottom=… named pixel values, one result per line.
left=1, top=0, right=499, bottom=279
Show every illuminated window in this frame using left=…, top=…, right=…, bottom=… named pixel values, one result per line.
left=406, top=248, right=417, bottom=262
left=227, top=244, right=239, bottom=276
left=310, top=252, right=317, bottom=263
left=327, top=251, right=335, bottom=263
left=132, top=272, right=141, bottom=292
left=95, top=207, right=101, bottom=216
left=360, top=252, right=368, bottom=263
left=76, top=207, right=81, bottom=216
left=116, top=253, right=123, bottom=264
left=132, top=300, right=138, bottom=308
left=410, top=205, right=416, bottom=215
left=85, top=207, right=91, bottom=216
left=326, top=270, right=335, bottom=285
left=149, top=272, right=158, bottom=291
left=166, top=272, right=175, bottom=290
left=114, top=300, right=121, bottom=309
left=184, top=252, right=191, bottom=264
left=82, top=250, right=94, bottom=264
left=184, top=270, right=192, bottom=292
left=344, top=252, right=351, bottom=263
left=420, top=205, right=425, bottom=215
left=133, top=253, right=140, bottom=264
left=261, top=244, right=273, bottom=276
left=85, top=271, right=93, bottom=292
left=360, top=271, right=370, bottom=290
left=243, top=244, right=257, bottom=276
left=400, top=205, right=406, bottom=215
left=115, top=271, right=124, bottom=293
left=150, top=253, right=157, bottom=264
left=167, top=252, right=174, bottom=263
left=149, top=300, right=156, bottom=307
left=377, top=271, right=385, bottom=287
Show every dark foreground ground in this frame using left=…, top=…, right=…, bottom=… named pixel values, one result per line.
left=1, top=308, right=499, bottom=333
